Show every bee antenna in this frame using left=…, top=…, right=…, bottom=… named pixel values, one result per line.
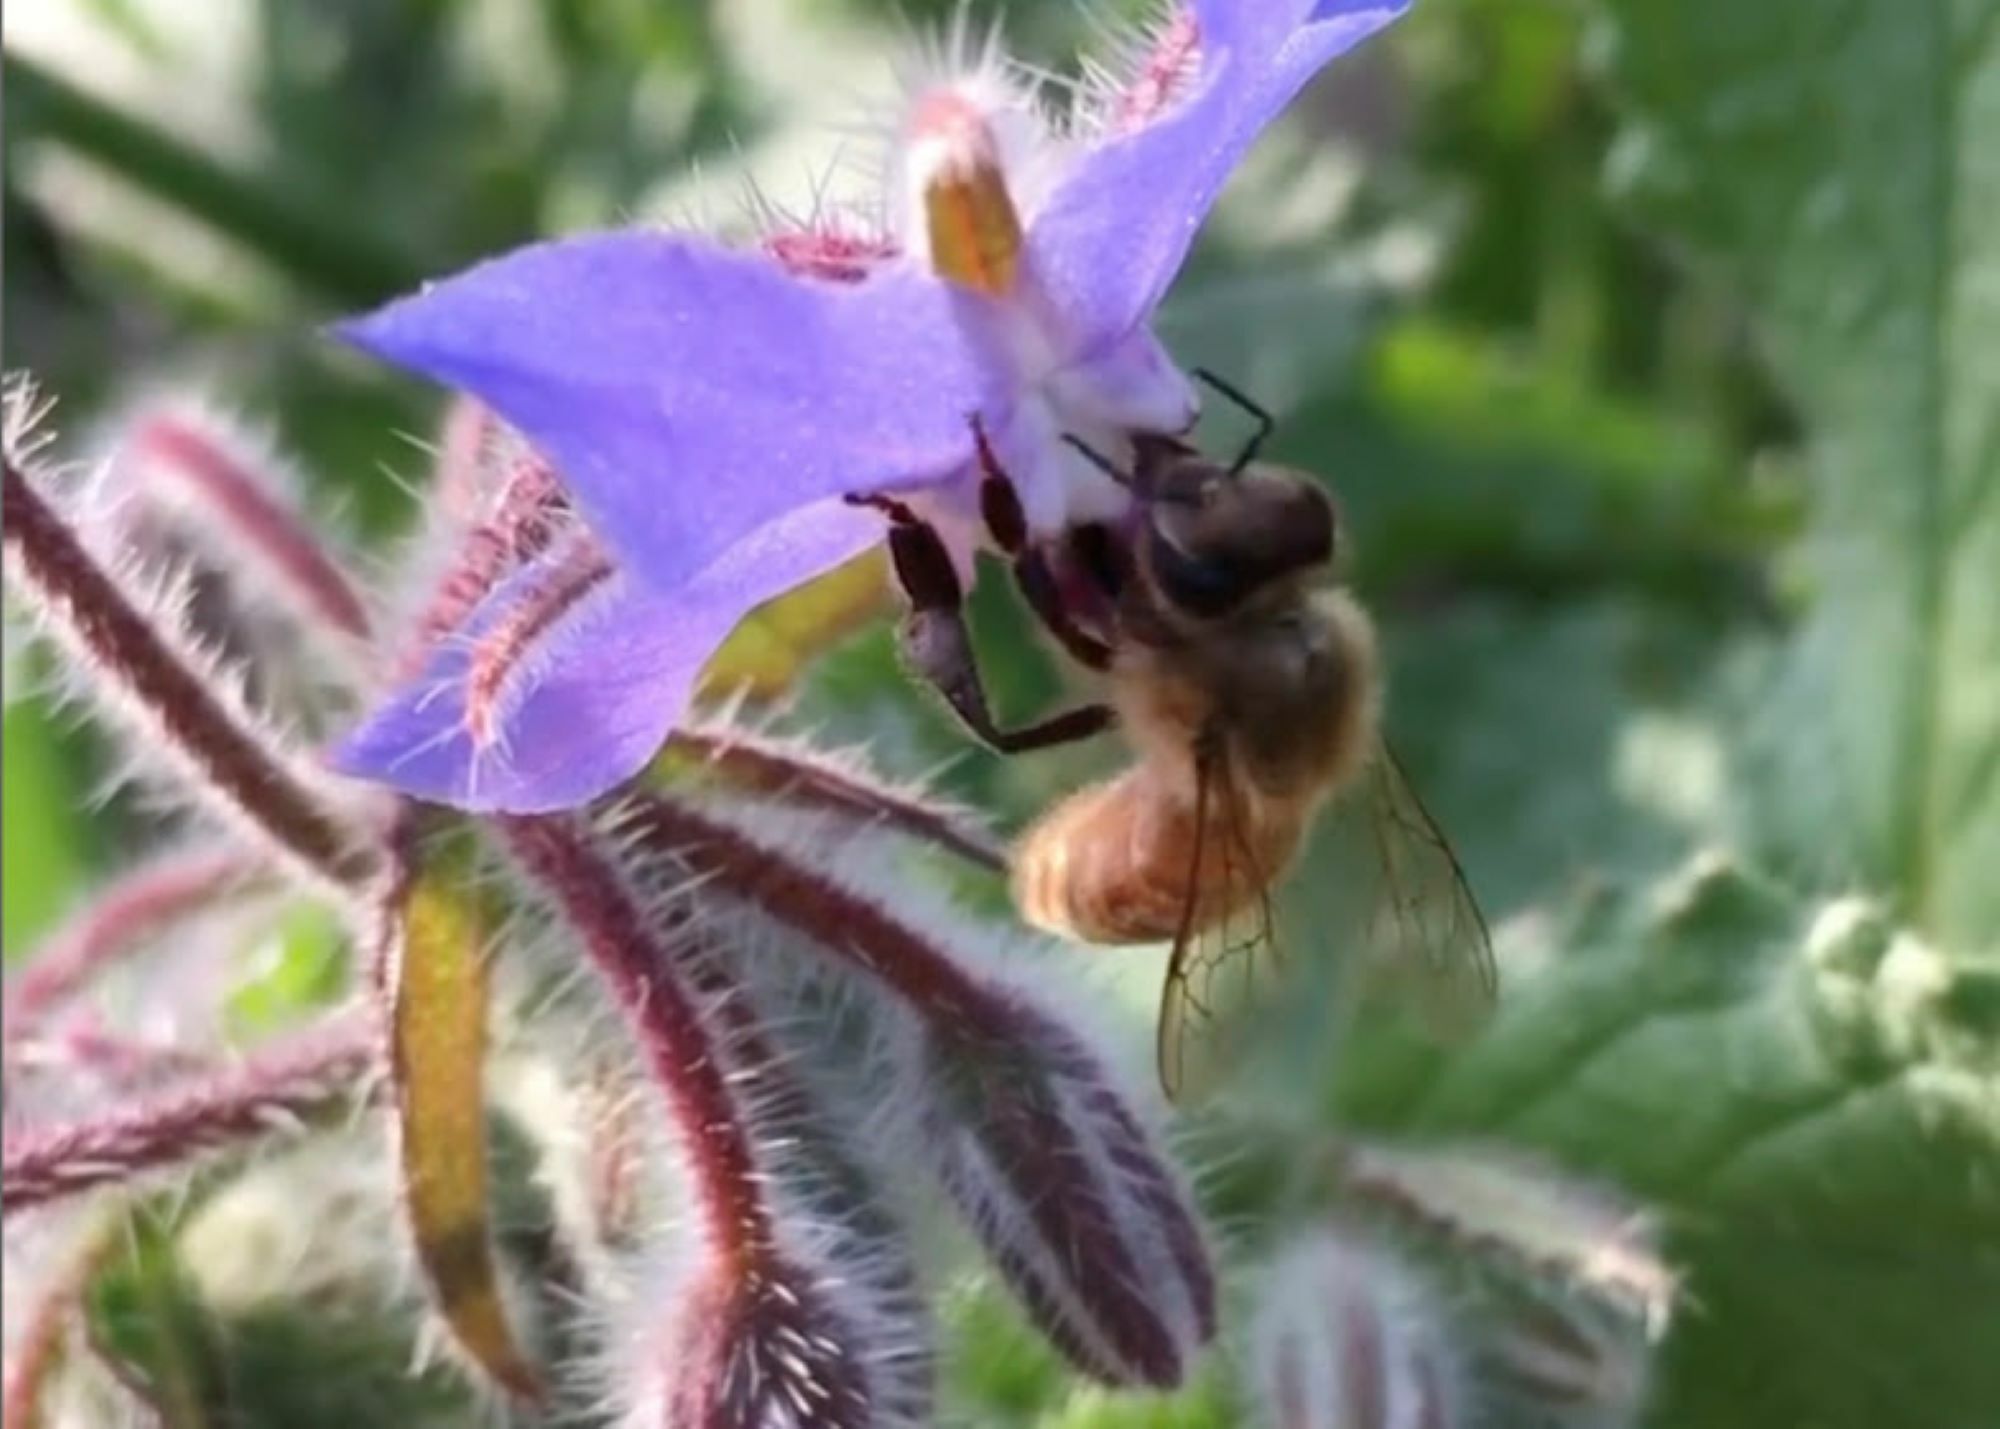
left=1062, top=433, right=1132, bottom=486
left=1192, top=367, right=1274, bottom=475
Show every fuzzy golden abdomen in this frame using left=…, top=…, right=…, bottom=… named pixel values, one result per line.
left=1013, top=766, right=1308, bottom=944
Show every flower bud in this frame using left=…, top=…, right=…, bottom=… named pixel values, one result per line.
left=1338, top=1143, right=1676, bottom=1338
left=907, top=996, right=1214, bottom=1388
left=500, top=815, right=933, bottom=1426
left=625, top=1249, right=925, bottom=1429
left=1482, top=1290, right=1654, bottom=1428
left=1249, top=1228, right=1467, bottom=1429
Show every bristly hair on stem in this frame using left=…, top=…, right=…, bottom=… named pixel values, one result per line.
left=614, top=791, right=1217, bottom=1389
left=497, top=814, right=931, bottom=1428
left=669, top=722, right=1007, bottom=872
left=1, top=847, right=265, bottom=1050
left=3, top=391, right=385, bottom=896
left=1, top=1012, right=377, bottom=1218
left=110, top=402, right=374, bottom=643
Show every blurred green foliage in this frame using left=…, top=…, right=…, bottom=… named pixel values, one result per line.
left=4, top=0, right=1996, bottom=1424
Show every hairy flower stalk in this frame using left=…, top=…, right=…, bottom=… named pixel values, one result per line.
left=2, top=457, right=383, bottom=894
left=399, top=435, right=568, bottom=672
left=1333, top=1143, right=1677, bottom=1339
left=1248, top=1228, right=1467, bottom=1429
left=499, top=815, right=928, bottom=1427
left=118, top=407, right=374, bottom=641
left=464, top=534, right=617, bottom=748
left=669, top=725, right=1006, bottom=872
left=429, top=396, right=501, bottom=522
left=623, top=793, right=1216, bottom=1387
left=1, top=848, right=261, bottom=1049
left=1319, top=1142, right=1672, bottom=1424
left=10, top=1027, right=226, bottom=1093
left=1481, top=1291, right=1654, bottom=1425
left=1, top=1013, right=375, bottom=1218
left=624, top=794, right=1018, bottom=1026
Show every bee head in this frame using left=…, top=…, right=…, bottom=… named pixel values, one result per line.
left=1140, top=455, right=1337, bottom=619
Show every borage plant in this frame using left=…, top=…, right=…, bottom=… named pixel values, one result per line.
left=3, top=3, right=1671, bottom=1426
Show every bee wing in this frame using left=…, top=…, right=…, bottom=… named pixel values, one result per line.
left=1351, top=741, right=1497, bottom=1039
left=1156, top=735, right=1282, bottom=1101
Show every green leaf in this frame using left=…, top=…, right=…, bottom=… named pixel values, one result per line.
left=1331, top=855, right=2000, bottom=1429
left=1594, top=0, right=2000, bottom=951
left=1157, top=260, right=1374, bottom=419
left=2, top=54, right=427, bottom=307
left=2, top=693, right=89, bottom=957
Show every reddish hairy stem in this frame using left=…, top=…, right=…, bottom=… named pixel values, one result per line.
left=1113, top=10, right=1202, bottom=132
left=617, top=797, right=1218, bottom=1386
left=622, top=793, right=1014, bottom=1037
left=672, top=728, right=1007, bottom=872
left=499, top=817, right=773, bottom=1276
left=3, top=850, right=260, bottom=1045
left=466, top=538, right=616, bottom=745
left=1, top=1013, right=375, bottom=1219
left=134, top=415, right=372, bottom=637
left=763, top=228, right=900, bottom=283
left=10, top=1028, right=224, bottom=1087
left=2, top=461, right=380, bottom=891
left=403, top=456, right=566, bottom=667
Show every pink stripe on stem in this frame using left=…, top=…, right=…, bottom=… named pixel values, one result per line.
left=2, top=1013, right=376, bottom=1220
left=622, top=792, right=1013, bottom=1037
left=133, top=414, right=372, bottom=638
left=403, top=455, right=566, bottom=670
left=465, top=537, right=616, bottom=747
left=2, top=461, right=382, bottom=892
left=673, top=728, right=1006, bottom=872
left=4, top=850, right=258, bottom=1046
left=499, top=817, right=772, bottom=1274
left=1113, top=10, right=1202, bottom=132
left=10, top=1027, right=224, bottom=1086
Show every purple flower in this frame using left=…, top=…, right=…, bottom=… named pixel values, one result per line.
left=333, top=0, right=1411, bottom=811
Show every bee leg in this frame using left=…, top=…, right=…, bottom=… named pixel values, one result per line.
left=971, top=419, right=1115, bottom=673
left=1014, top=550, right=1113, bottom=671
left=886, top=518, right=1114, bottom=754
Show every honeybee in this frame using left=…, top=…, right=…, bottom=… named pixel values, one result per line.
left=1009, top=411, right=1497, bottom=1098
